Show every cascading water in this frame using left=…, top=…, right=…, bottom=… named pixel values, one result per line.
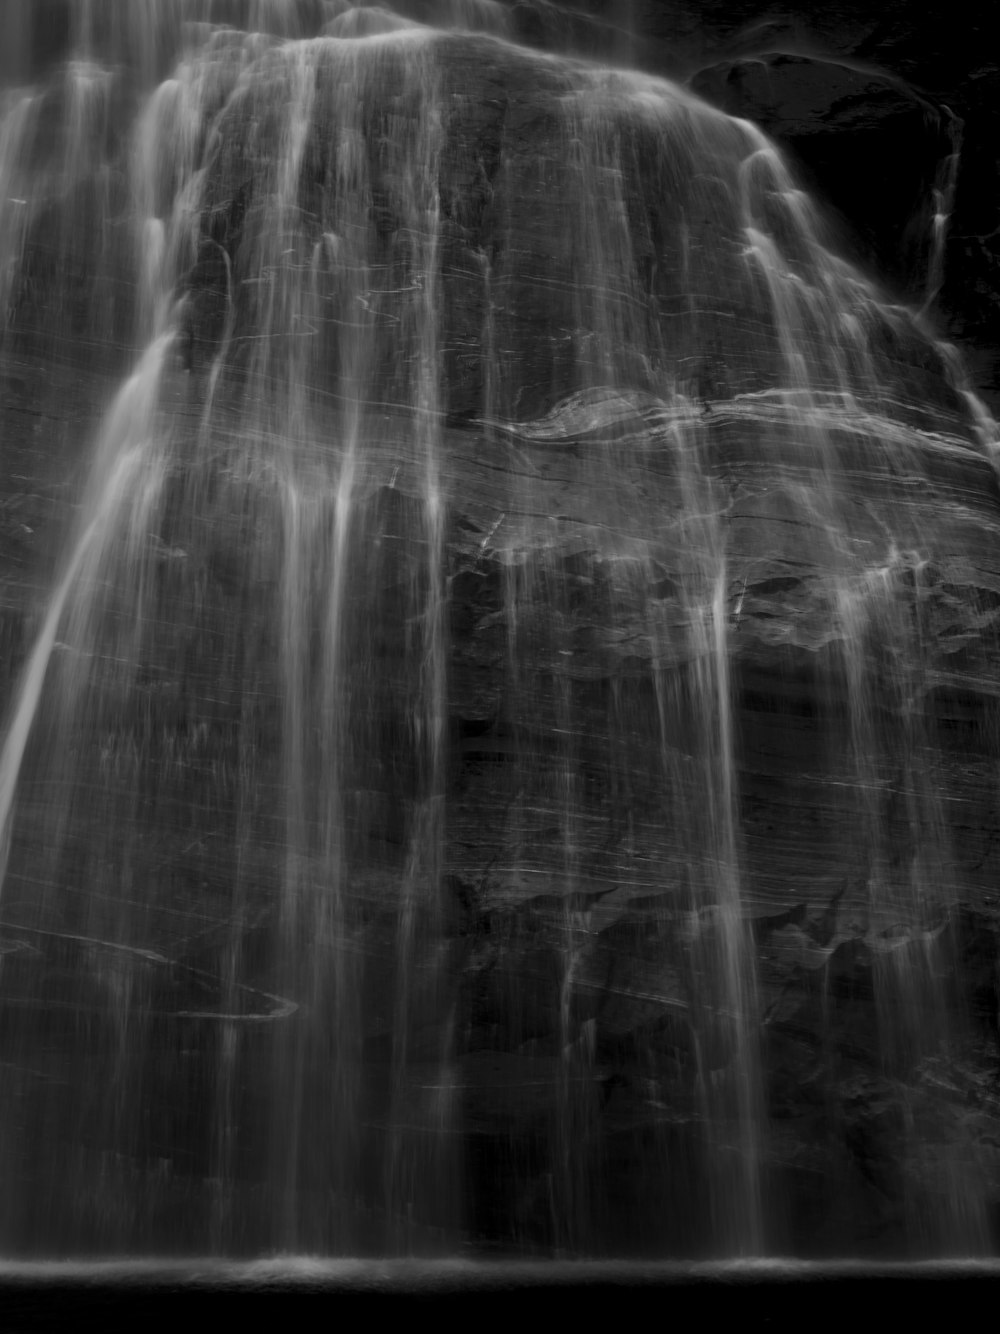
left=1, top=0, right=998, bottom=1261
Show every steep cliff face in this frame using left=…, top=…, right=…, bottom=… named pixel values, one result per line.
left=669, top=1, right=999, bottom=404
left=1, top=3, right=999, bottom=1258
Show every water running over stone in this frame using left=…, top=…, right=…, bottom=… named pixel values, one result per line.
left=1, top=1, right=998, bottom=1258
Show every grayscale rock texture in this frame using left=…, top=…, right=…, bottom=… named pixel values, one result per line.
left=1, top=1, right=999, bottom=1258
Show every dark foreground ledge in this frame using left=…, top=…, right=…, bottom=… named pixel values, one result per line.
left=3, top=1260, right=1000, bottom=1331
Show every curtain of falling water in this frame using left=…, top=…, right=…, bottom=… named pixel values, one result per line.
left=0, top=13, right=464, bottom=1254
left=1, top=0, right=997, bottom=1260
left=835, top=557, right=988, bottom=1253
left=736, top=133, right=990, bottom=1252
left=484, top=79, right=766, bottom=1252
left=184, top=32, right=459, bottom=1250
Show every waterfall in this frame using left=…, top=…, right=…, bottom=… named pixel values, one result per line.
left=1, top=1, right=997, bottom=1260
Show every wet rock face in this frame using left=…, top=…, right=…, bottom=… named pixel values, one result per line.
left=1, top=3, right=999, bottom=1259
left=663, top=0, right=1000, bottom=404
left=689, top=57, right=944, bottom=291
